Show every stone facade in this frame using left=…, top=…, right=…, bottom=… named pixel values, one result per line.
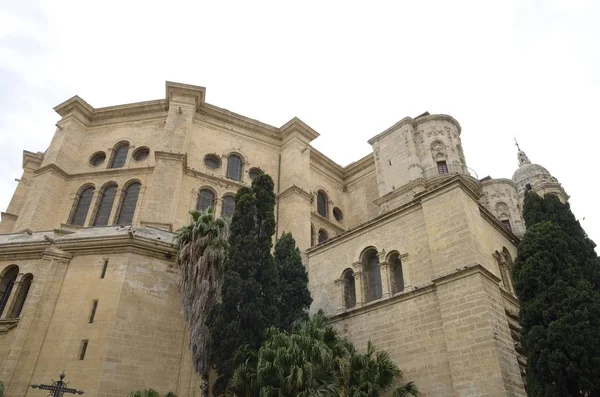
left=0, top=82, right=568, bottom=396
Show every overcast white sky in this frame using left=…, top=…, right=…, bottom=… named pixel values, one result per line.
left=1, top=0, right=598, bottom=244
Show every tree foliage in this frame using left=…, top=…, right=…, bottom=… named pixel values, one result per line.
left=127, top=389, right=177, bottom=397
left=207, top=174, right=280, bottom=394
left=228, top=312, right=418, bottom=397
left=513, top=193, right=600, bottom=396
left=0, top=381, right=4, bottom=397
left=274, top=232, right=312, bottom=331
left=174, top=206, right=229, bottom=395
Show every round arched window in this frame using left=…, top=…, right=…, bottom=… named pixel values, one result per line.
left=204, top=155, right=221, bottom=170
left=132, top=147, right=150, bottom=161
left=333, top=207, right=343, bottom=222
left=90, top=152, right=106, bottom=166
left=248, top=167, right=263, bottom=180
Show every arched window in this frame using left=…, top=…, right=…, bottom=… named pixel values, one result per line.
left=318, top=229, right=329, bottom=244
left=197, top=189, right=216, bottom=212
left=93, top=183, right=118, bottom=226
left=116, top=182, right=141, bottom=226
left=0, top=266, right=19, bottom=317
left=226, top=154, right=243, bottom=181
left=363, top=249, right=382, bottom=302
left=70, top=186, right=95, bottom=226
left=9, top=273, right=33, bottom=318
left=389, top=252, right=405, bottom=294
left=317, top=191, right=328, bottom=218
left=343, top=269, right=356, bottom=309
left=311, top=224, right=315, bottom=247
left=109, top=142, right=129, bottom=169
left=222, top=195, right=235, bottom=217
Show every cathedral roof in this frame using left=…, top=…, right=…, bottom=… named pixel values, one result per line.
left=511, top=149, right=551, bottom=184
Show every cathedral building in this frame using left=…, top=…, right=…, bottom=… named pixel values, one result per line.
left=0, top=82, right=568, bottom=397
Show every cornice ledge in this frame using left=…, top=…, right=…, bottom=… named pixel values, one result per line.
left=367, top=116, right=413, bottom=145
left=310, top=212, right=345, bottom=233
left=479, top=205, right=521, bottom=245
left=416, top=175, right=481, bottom=203
left=185, top=168, right=247, bottom=190
left=373, top=179, right=427, bottom=207
left=343, top=154, right=375, bottom=180
left=93, top=100, right=169, bottom=121
left=54, top=95, right=95, bottom=120
left=33, top=163, right=69, bottom=180
left=481, top=178, right=517, bottom=187
left=310, top=149, right=344, bottom=180
left=69, top=166, right=155, bottom=180
left=500, top=288, right=520, bottom=306
left=432, top=263, right=501, bottom=286
left=329, top=284, right=436, bottom=321
left=197, top=105, right=281, bottom=140
left=23, top=150, right=43, bottom=169
left=280, top=117, right=320, bottom=143
left=0, top=318, right=19, bottom=335
left=166, top=81, right=206, bottom=111
left=1, top=212, right=18, bottom=222
left=43, top=245, right=73, bottom=260
left=155, top=151, right=187, bottom=166
left=278, top=185, right=313, bottom=202
left=414, top=114, right=461, bottom=134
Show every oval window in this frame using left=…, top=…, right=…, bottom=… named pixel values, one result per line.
left=333, top=207, right=344, bottom=222
left=248, top=167, right=263, bottom=180
left=132, top=147, right=150, bottom=161
left=204, top=155, right=221, bottom=170
left=90, top=152, right=106, bottom=166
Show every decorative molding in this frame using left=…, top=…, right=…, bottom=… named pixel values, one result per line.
left=22, top=150, right=43, bottom=169
left=310, top=212, right=345, bottom=234
left=198, top=104, right=281, bottom=141
left=185, top=167, right=247, bottom=190
left=0, top=319, right=19, bottom=335
left=368, top=114, right=461, bottom=145
left=280, top=117, right=320, bottom=143
left=278, top=185, right=313, bottom=202
left=165, top=81, right=206, bottom=111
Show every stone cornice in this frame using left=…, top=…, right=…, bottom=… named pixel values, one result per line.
left=278, top=185, right=313, bottom=202
left=33, top=164, right=69, bottom=180
left=155, top=151, right=187, bottom=166
left=481, top=178, right=517, bottom=187
left=32, top=163, right=155, bottom=181
left=479, top=204, right=521, bottom=245
left=432, top=263, right=501, bottom=287
left=343, top=153, right=375, bottom=180
left=311, top=212, right=345, bottom=234
left=198, top=104, right=281, bottom=141
left=280, top=117, right=320, bottom=143
left=185, top=167, right=247, bottom=190
left=373, top=179, right=427, bottom=207
left=165, top=81, right=205, bottom=111
left=367, top=114, right=461, bottom=145
left=310, top=148, right=344, bottom=180
left=0, top=319, right=19, bottom=335
left=23, top=150, right=43, bottom=169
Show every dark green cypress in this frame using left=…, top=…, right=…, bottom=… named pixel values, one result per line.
left=513, top=192, right=600, bottom=396
left=207, top=175, right=280, bottom=395
left=274, top=232, right=313, bottom=331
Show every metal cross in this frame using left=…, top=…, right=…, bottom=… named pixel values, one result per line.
left=31, top=372, right=84, bottom=397
left=514, top=137, right=521, bottom=151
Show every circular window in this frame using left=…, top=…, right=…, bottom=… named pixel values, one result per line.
left=204, top=155, right=221, bottom=170
left=248, top=167, right=263, bottom=180
left=132, top=147, right=150, bottom=161
left=333, top=207, right=344, bottom=222
left=90, top=152, right=106, bottom=166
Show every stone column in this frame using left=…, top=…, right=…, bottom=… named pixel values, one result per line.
left=0, top=274, right=24, bottom=319
left=378, top=251, right=391, bottom=299
left=351, top=261, right=364, bottom=307
left=334, top=278, right=344, bottom=312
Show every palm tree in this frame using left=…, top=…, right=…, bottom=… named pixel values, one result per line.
left=228, top=312, right=418, bottom=397
left=175, top=207, right=229, bottom=397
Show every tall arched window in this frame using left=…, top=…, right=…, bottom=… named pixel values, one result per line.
left=317, top=191, right=328, bottom=218
left=116, top=182, right=141, bottom=226
left=363, top=249, right=382, bottom=302
left=197, top=189, right=216, bottom=212
left=226, top=154, right=243, bottom=181
left=318, top=229, right=329, bottom=244
left=0, top=266, right=19, bottom=317
left=222, top=195, right=235, bottom=217
left=389, top=252, right=405, bottom=294
left=343, top=269, right=356, bottom=309
left=70, top=186, right=95, bottom=226
left=10, top=273, right=33, bottom=318
left=93, top=183, right=118, bottom=226
left=109, top=142, right=129, bottom=169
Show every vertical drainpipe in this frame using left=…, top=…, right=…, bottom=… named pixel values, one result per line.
left=275, top=153, right=281, bottom=237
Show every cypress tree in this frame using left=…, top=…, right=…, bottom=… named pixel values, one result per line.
left=274, top=232, right=313, bottom=331
left=522, top=192, right=600, bottom=291
left=513, top=193, right=600, bottom=396
left=207, top=174, right=280, bottom=394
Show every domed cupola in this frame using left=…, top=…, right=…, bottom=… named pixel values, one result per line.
left=511, top=145, right=569, bottom=203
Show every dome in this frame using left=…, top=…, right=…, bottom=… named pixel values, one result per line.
left=512, top=162, right=551, bottom=184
